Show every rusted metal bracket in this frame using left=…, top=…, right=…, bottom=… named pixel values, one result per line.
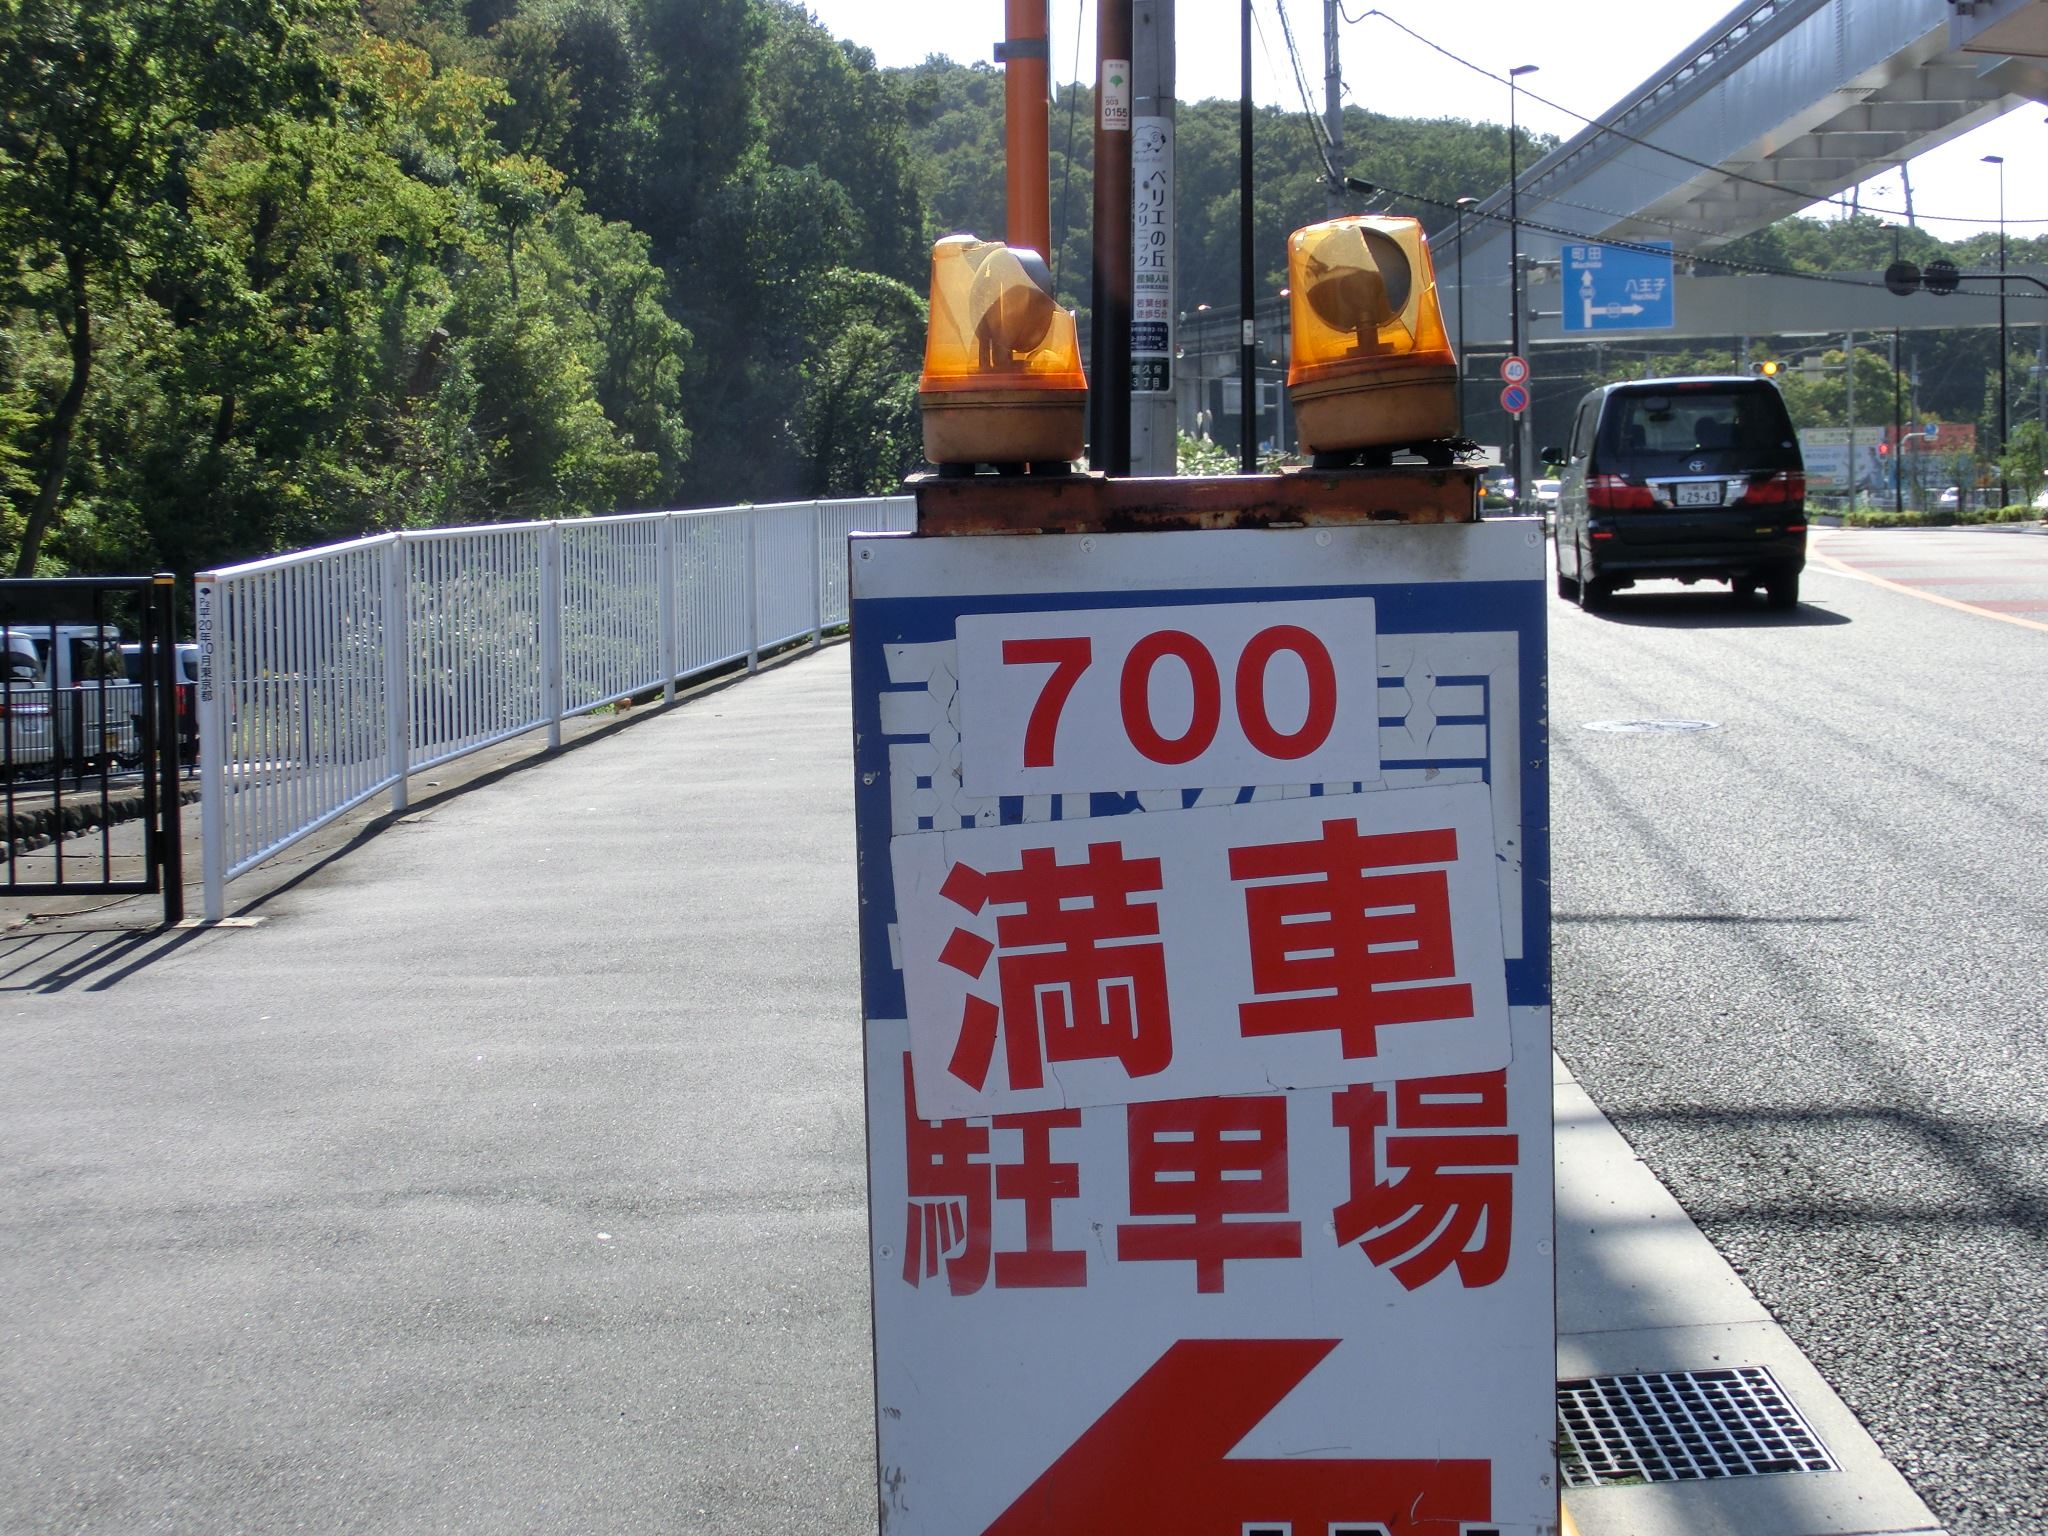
left=908, top=467, right=1480, bottom=535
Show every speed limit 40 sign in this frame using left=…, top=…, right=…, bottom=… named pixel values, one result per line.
left=850, top=520, right=1553, bottom=1535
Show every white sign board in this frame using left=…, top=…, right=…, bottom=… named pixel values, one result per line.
left=851, top=521, right=1553, bottom=1536
left=1797, top=427, right=1887, bottom=493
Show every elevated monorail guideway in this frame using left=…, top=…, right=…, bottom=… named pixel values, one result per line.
left=1434, top=0, right=2048, bottom=348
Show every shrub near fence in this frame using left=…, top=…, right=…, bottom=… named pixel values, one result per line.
left=195, top=497, right=915, bottom=920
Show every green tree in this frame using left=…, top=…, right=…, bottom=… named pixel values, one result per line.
left=756, top=4, right=925, bottom=285
left=1773, top=347, right=1903, bottom=430
left=1998, top=419, right=2046, bottom=506
left=789, top=268, right=924, bottom=496
left=0, top=0, right=343, bottom=573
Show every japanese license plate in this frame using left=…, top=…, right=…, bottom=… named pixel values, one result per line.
left=1675, top=481, right=1723, bottom=507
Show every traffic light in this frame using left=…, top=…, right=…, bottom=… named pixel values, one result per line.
left=1749, top=359, right=1780, bottom=377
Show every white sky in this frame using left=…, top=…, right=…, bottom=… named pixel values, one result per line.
left=800, top=0, right=2048, bottom=240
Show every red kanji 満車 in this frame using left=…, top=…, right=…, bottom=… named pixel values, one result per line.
left=936, top=843, right=1173, bottom=1092
left=1230, top=820, right=1474, bottom=1059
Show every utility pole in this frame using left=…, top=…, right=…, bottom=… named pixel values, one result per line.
left=1130, top=0, right=1177, bottom=476
left=1324, top=0, right=1343, bottom=217
left=999, top=0, right=1050, bottom=255
left=1090, top=0, right=1134, bottom=475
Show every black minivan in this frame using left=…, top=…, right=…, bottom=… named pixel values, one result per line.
left=1548, top=376, right=1806, bottom=610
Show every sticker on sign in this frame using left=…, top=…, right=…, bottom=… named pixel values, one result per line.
left=890, top=779, right=1511, bottom=1119
left=958, top=598, right=1380, bottom=796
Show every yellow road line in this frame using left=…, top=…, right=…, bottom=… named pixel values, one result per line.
left=1809, top=536, right=2048, bottom=635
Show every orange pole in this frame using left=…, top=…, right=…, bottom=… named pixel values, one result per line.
left=1003, top=0, right=1051, bottom=255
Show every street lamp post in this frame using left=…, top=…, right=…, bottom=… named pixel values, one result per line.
left=1508, top=65, right=1537, bottom=514
left=1455, top=195, right=1477, bottom=438
left=1892, top=328, right=1904, bottom=520
left=1984, top=153, right=2008, bottom=506
left=1454, top=196, right=1478, bottom=360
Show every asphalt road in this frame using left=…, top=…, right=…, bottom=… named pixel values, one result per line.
left=0, top=658, right=878, bottom=1535
left=1549, top=526, right=2048, bottom=1536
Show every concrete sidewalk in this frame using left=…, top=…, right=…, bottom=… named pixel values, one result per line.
left=0, top=644, right=1942, bottom=1535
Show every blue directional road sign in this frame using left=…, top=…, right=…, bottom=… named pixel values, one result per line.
left=1562, top=240, right=1674, bottom=333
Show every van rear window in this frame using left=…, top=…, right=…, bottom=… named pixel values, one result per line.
left=1603, top=386, right=1795, bottom=461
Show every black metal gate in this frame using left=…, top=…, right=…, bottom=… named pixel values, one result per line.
left=0, top=576, right=185, bottom=924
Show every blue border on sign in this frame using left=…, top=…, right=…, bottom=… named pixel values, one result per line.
left=848, top=577, right=1551, bottom=1022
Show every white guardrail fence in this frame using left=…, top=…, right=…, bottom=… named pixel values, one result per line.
left=194, top=497, right=914, bottom=920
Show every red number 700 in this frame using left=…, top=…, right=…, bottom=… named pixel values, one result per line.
left=1000, top=626, right=1338, bottom=769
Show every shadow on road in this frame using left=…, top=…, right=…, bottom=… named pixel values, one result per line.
left=0, top=921, right=208, bottom=994
left=1556, top=911, right=1860, bottom=925
left=1568, top=591, right=1854, bottom=629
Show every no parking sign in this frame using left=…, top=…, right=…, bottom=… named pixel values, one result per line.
left=850, top=518, right=1553, bottom=1534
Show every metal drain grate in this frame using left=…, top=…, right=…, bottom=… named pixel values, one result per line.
left=1558, top=1367, right=1838, bottom=1487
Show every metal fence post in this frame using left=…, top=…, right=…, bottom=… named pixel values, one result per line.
left=810, top=501, right=825, bottom=649
left=745, top=510, right=760, bottom=675
left=152, top=574, right=184, bottom=924
left=383, top=536, right=410, bottom=813
left=659, top=514, right=678, bottom=705
left=196, top=574, right=227, bottom=921
left=542, top=522, right=564, bottom=748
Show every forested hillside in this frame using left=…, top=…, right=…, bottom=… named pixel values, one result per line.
left=2, top=3, right=2037, bottom=580
left=0, top=0, right=931, bottom=578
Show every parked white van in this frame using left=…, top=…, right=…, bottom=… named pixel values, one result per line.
left=0, top=624, right=134, bottom=771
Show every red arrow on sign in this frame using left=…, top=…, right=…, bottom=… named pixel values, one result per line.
left=980, top=1338, right=1492, bottom=1535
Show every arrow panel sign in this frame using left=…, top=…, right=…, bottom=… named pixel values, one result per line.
left=1563, top=240, right=1673, bottom=333
left=983, top=1339, right=1491, bottom=1535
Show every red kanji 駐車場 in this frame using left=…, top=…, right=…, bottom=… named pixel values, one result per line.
left=1116, top=1095, right=1302, bottom=1292
left=1230, top=819, right=1474, bottom=1059
left=905, top=1059, right=1516, bottom=1296
left=900, top=1056, right=1087, bottom=1293
left=1332, top=1071, right=1518, bottom=1290
left=936, top=843, right=1173, bottom=1092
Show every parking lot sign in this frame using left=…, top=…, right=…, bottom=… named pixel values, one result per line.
left=850, top=519, right=1554, bottom=1535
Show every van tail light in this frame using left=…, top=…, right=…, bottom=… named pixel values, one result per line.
left=1587, top=474, right=1655, bottom=511
left=1739, top=470, right=1805, bottom=506
left=176, top=683, right=192, bottom=714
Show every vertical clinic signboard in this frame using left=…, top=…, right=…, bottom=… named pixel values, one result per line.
left=1132, top=118, right=1174, bottom=395
left=850, top=522, right=1553, bottom=1535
